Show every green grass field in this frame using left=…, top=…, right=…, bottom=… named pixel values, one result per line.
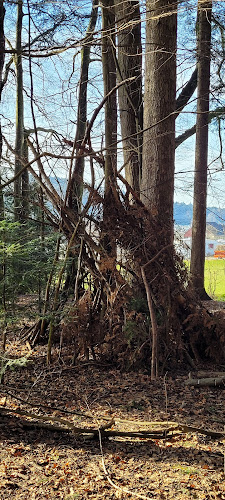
left=186, top=259, right=225, bottom=300
left=204, top=259, right=225, bottom=300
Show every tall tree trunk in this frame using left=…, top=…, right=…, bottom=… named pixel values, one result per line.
left=101, top=0, right=117, bottom=200
left=14, top=0, right=24, bottom=222
left=68, top=0, right=98, bottom=212
left=101, top=0, right=117, bottom=258
left=0, top=0, right=5, bottom=219
left=21, top=131, right=29, bottom=221
left=190, top=1, right=212, bottom=298
left=115, top=0, right=142, bottom=196
left=141, top=0, right=177, bottom=247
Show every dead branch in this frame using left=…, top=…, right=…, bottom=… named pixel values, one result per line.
left=141, top=266, right=158, bottom=379
left=185, top=377, right=225, bottom=387
left=196, top=371, right=225, bottom=378
left=0, top=406, right=224, bottom=439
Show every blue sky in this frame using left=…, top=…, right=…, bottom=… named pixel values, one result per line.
left=1, top=0, right=225, bottom=210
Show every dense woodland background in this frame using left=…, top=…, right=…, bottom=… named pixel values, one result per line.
left=1, top=0, right=225, bottom=377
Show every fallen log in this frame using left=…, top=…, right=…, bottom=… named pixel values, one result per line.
left=196, top=371, right=225, bottom=378
left=185, top=376, right=225, bottom=387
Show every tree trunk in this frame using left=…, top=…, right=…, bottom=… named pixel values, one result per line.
left=141, top=0, right=177, bottom=247
left=101, top=0, right=117, bottom=199
left=190, top=1, right=212, bottom=298
left=14, top=0, right=24, bottom=222
left=115, top=0, right=143, bottom=196
left=21, top=132, right=29, bottom=221
left=67, top=0, right=99, bottom=212
left=0, top=0, right=5, bottom=219
left=101, top=0, right=117, bottom=258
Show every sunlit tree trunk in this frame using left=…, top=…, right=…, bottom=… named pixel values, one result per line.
left=68, top=0, right=99, bottom=212
left=14, top=0, right=24, bottom=221
left=0, top=0, right=5, bottom=219
left=141, top=0, right=177, bottom=247
left=190, top=1, right=212, bottom=298
left=101, top=0, right=117, bottom=200
left=141, top=0, right=177, bottom=377
left=115, top=0, right=143, bottom=195
left=101, top=0, right=117, bottom=258
left=21, top=131, right=29, bottom=221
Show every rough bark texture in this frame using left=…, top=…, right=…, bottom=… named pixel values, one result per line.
left=0, top=0, right=5, bottom=219
left=101, top=0, right=117, bottom=258
left=102, top=0, right=117, bottom=198
left=115, top=0, right=143, bottom=195
left=190, top=1, right=212, bottom=297
left=141, top=0, right=177, bottom=246
left=68, top=0, right=98, bottom=212
left=21, top=132, right=29, bottom=221
left=14, top=0, right=24, bottom=222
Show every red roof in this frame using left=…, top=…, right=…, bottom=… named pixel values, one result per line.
left=184, top=227, right=192, bottom=238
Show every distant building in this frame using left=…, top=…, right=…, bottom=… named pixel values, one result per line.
left=177, top=223, right=225, bottom=258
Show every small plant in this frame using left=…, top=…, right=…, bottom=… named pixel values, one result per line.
left=0, top=354, right=32, bottom=383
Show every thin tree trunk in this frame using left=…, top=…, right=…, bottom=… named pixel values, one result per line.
left=67, top=0, right=98, bottom=212
left=141, top=0, right=177, bottom=247
left=190, top=1, right=212, bottom=298
left=65, top=1, right=98, bottom=297
left=0, top=0, right=5, bottom=219
left=47, top=222, right=80, bottom=364
left=40, top=234, right=61, bottom=339
left=115, top=0, right=143, bottom=195
left=21, top=131, right=29, bottom=221
left=101, top=0, right=117, bottom=199
left=14, top=0, right=24, bottom=222
left=141, top=266, right=158, bottom=379
left=101, top=0, right=117, bottom=258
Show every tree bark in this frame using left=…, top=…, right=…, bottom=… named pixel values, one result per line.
left=21, top=131, right=29, bottom=221
left=101, top=0, right=117, bottom=198
left=115, top=0, right=143, bottom=196
left=141, top=0, right=177, bottom=247
left=101, top=0, right=117, bottom=257
left=190, top=1, right=212, bottom=297
left=14, top=0, right=24, bottom=222
left=0, top=0, right=5, bottom=219
left=67, top=0, right=99, bottom=212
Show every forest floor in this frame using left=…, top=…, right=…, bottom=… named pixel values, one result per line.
left=0, top=332, right=225, bottom=499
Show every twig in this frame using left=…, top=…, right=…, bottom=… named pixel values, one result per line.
left=0, top=405, right=223, bottom=439
left=85, top=400, right=155, bottom=500
left=98, top=427, right=154, bottom=500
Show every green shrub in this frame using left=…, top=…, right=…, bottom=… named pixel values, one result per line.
left=0, top=220, right=59, bottom=311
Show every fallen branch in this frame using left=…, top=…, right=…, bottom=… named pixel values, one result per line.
left=0, top=406, right=224, bottom=439
left=185, top=377, right=225, bottom=387
left=195, top=371, right=225, bottom=378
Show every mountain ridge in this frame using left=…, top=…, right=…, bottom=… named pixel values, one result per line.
left=174, top=202, right=225, bottom=226
left=49, top=178, right=225, bottom=227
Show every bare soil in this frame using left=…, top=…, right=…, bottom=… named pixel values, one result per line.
left=0, top=334, right=225, bottom=500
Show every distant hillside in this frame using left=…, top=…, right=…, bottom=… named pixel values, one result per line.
left=174, top=202, right=225, bottom=226
left=174, top=203, right=193, bottom=226
left=48, top=179, right=225, bottom=227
